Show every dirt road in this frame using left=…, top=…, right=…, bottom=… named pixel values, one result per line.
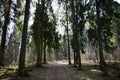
left=2, top=61, right=117, bottom=80
left=21, top=61, right=84, bottom=80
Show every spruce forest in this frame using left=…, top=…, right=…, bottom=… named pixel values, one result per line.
left=0, top=0, right=120, bottom=80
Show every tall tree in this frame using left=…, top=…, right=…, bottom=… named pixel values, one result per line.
left=32, top=0, right=51, bottom=66
left=65, top=0, right=71, bottom=65
left=0, top=0, right=12, bottom=66
left=71, top=0, right=82, bottom=69
left=18, top=0, right=30, bottom=76
left=95, top=0, right=107, bottom=74
left=43, top=25, right=47, bottom=64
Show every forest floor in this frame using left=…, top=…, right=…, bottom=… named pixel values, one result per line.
left=0, top=60, right=120, bottom=80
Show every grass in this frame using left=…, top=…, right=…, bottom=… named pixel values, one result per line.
left=0, top=67, right=16, bottom=80
left=0, top=68, right=7, bottom=76
left=79, top=69, right=106, bottom=80
left=70, top=66, right=107, bottom=80
left=70, top=60, right=120, bottom=80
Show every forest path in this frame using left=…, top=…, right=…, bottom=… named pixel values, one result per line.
left=21, top=61, right=85, bottom=80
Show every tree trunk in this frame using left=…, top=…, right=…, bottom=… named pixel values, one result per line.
left=95, top=0, right=107, bottom=74
left=75, top=31, right=81, bottom=69
left=35, top=0, right=44, bottom=67
left=43, top=28, right=47, bottom=64
left=74, top=52, right=77, bottom=67
left=0, top=0, right=12, bottom=66
left=36, top=45, right=41, bottom=67
left=71, top=0, right=82, bottom=69
left=40, top=37, right=43, bottom=65
left=18, top=0, right=30, bottom=76
left=66, top=0, right=71, bottom=65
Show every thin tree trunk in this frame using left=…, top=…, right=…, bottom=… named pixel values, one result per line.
left=40, top=37, right=43, bottom=65
left=74, top=52, right=77, bottom=67
left=0, top=0, right=12, bottom=66
left=66, top=0, right=71, bottom=65
left=18, top=0, right=30, bottom=76
left=43, top=28, right=47, bottom=64
left=73, top=51, right=75, bottom=66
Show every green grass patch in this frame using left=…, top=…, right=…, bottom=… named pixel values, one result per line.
left=0, top=67, right=16, bottom=80
left=77, top=68, right=107, bottom=80
left=0, top=68, right=7, bottom=76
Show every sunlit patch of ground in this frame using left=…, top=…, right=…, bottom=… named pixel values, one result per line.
left=0, top=68, right=7, bottom=76
left=0, top=67, right=16, bottom=80
left=55, top=60, right=69, bottom=65
left=73, top=68, right=106, bottom=80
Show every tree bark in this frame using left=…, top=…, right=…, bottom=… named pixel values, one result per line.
left=0, top=0, right=11, bottom=66
left=71, top=0, right=82, bottom=69
left=18, top=0, right=30, bottom=76
left=66, top=0, right=71, bottom=65
left=36, top=44, right=41, bottom=67
left=74, top=52, right=77, bottom=67
left=95, top=0, right=107, bottom=73
left=40, top=37, right=43, bottom=65
left=43, top=27, right=47, bottom=64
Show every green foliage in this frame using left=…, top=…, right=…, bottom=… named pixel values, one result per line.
left=31, top=0, right=58, bottom=55
left=53, top=32, right=61, bottom=49
left=86, top=0, right=120, bottom=53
